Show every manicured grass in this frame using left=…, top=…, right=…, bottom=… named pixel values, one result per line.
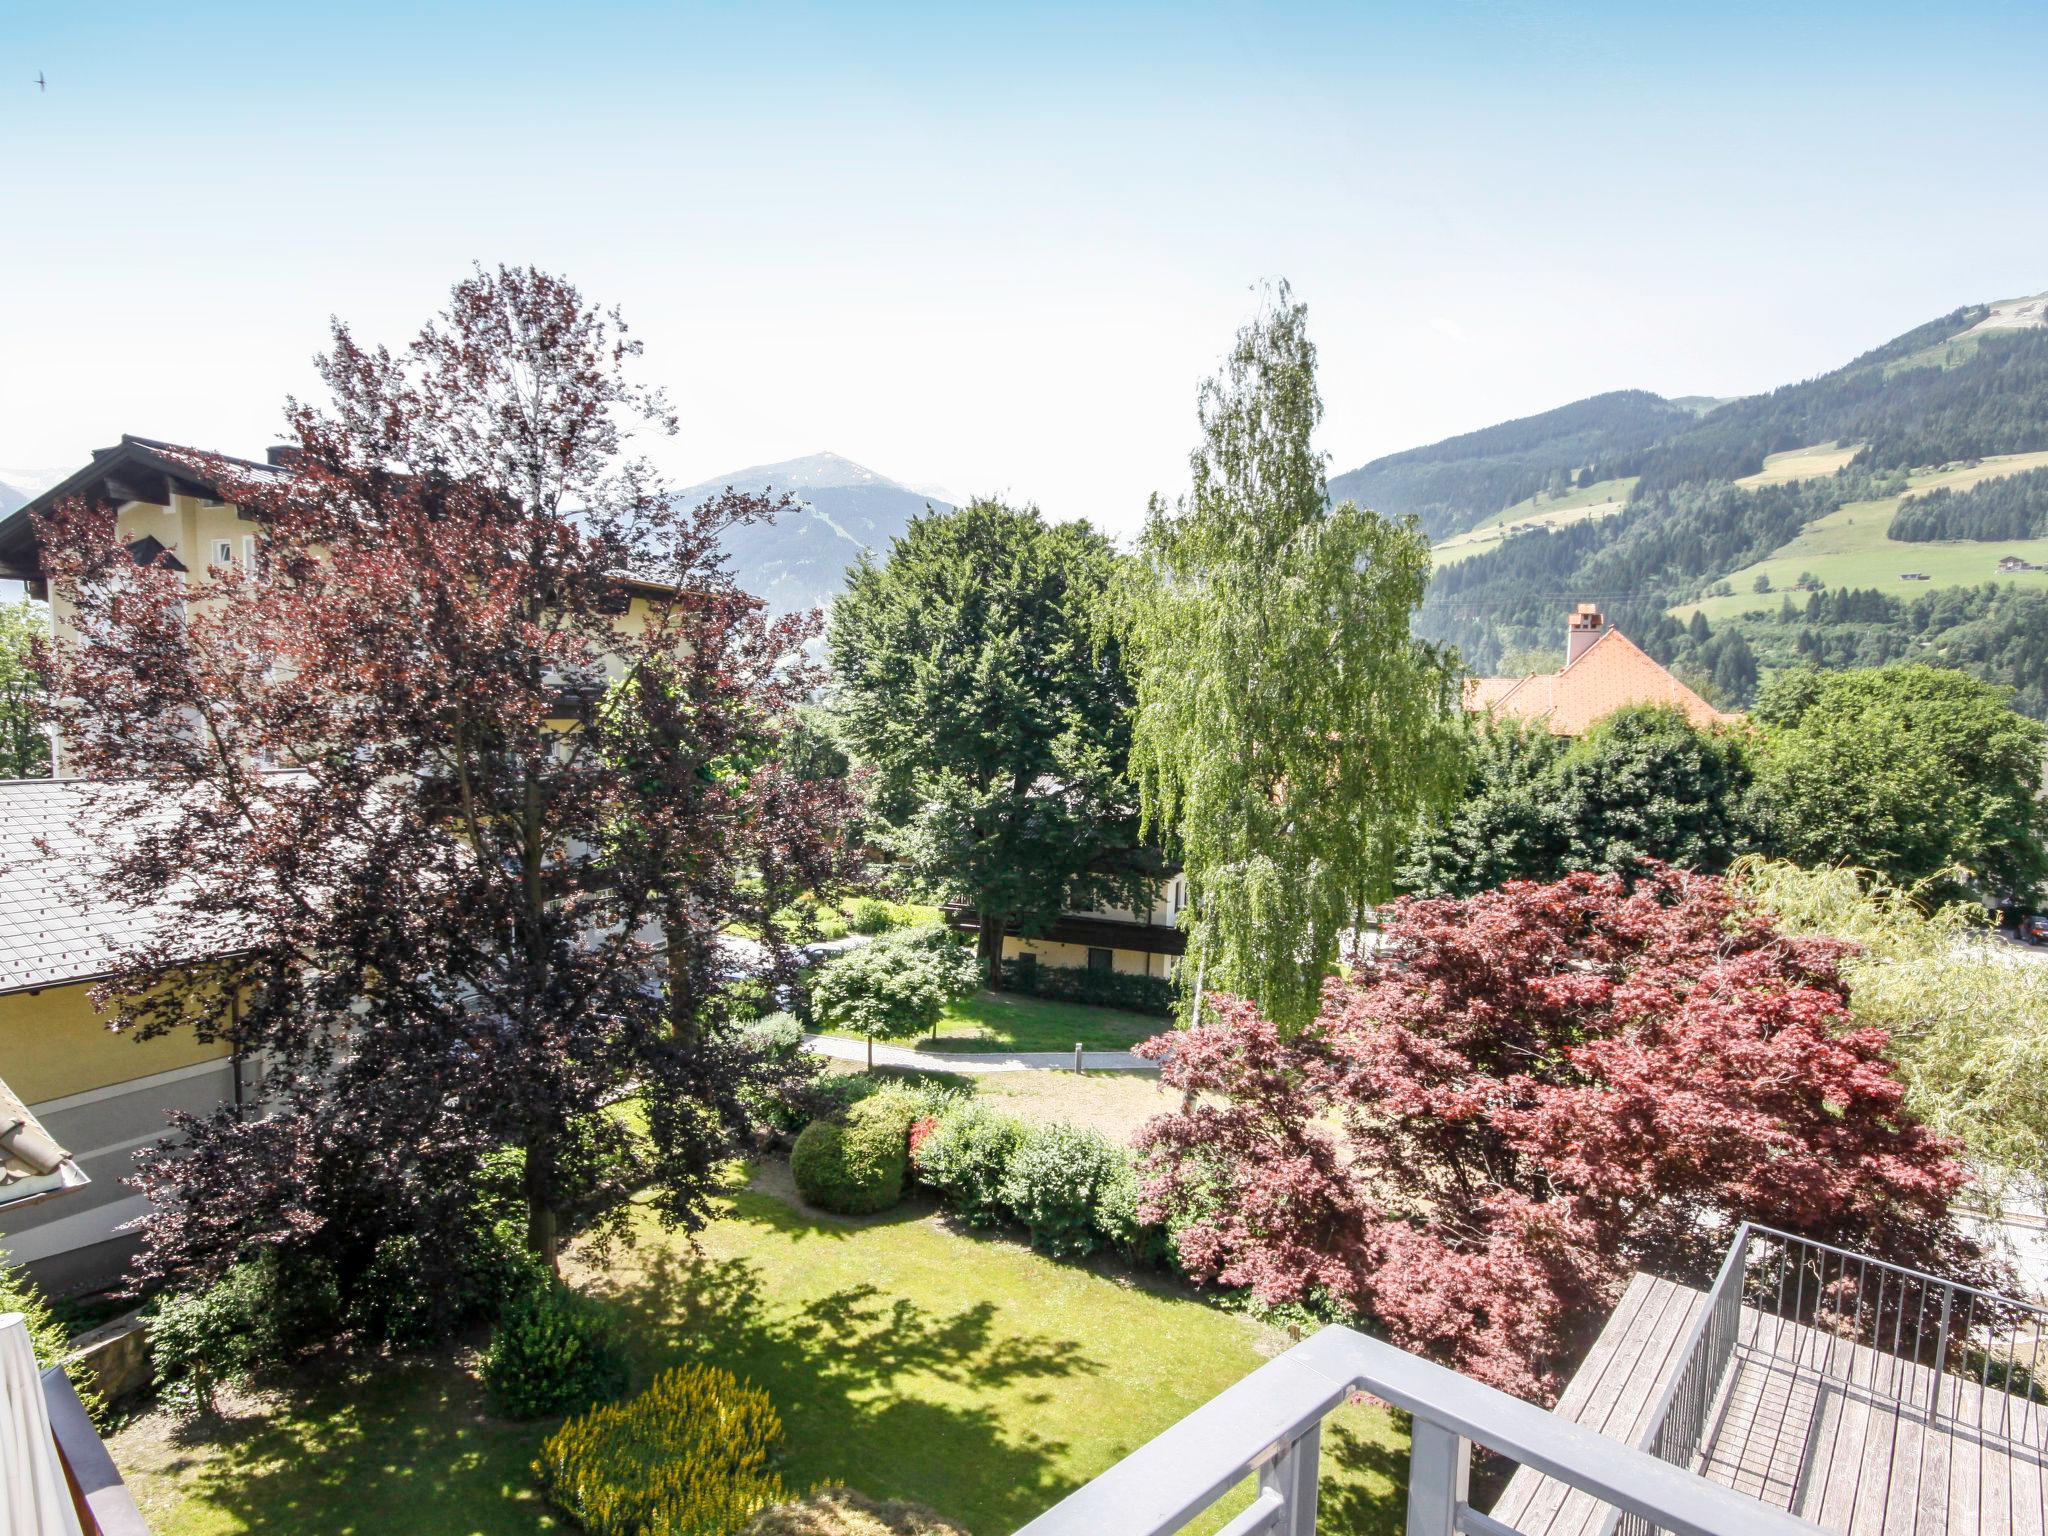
left=110, top=1353, right=560, bottom=1536
left=823, top=988, right=1167, bottom=1053
left=1671, top=451, right=2048, bottom=623
left=112, top=1173, right=1407, bottom=1536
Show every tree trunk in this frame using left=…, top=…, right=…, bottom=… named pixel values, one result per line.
left=977, top=912, right=1005, bottom=990
left=524, top=1129, right=561, bottom=1275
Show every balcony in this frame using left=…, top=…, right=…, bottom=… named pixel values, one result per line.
left=1022, top=1222, right=2047, bottom=1536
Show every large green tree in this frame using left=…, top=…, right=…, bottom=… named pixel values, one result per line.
left=1401, top=706, right=1751, bottom=897
left=829, top=500, right=1153, bottom=984
left=1749, top=664, right=2048, bottom=906
left=1122, top=284, right=1465, bottom=1028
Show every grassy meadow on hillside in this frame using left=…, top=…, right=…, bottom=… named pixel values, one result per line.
left=1672, top=450, right=2048, bottom=622
left=1430, top=475, right=1635, bottom=567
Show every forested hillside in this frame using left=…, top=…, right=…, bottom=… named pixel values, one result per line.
left=1359, top=294, right=2048, bottom=715
left=1327, top=390, right=1698, bottom=539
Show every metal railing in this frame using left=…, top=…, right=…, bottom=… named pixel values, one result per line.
left=1608, top=1230, right=1752, bottom=1536
left=1739, top=1222, right=2048, bottom=1444
left=1014, top=1325, right=1825, bottom=1536
left=1609, top=1220, right=2048, bottom=1536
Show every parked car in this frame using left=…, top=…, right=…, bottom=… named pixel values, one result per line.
left=2021, top=914, right=2048, bottom=946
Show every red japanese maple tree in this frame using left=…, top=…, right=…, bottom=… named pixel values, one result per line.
left=34, top=268, right=858, bottom=1316
left=1136, top=868, right=1984, bottom=1402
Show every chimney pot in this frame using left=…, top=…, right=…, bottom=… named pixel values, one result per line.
left=1565, top=604, right=1605, bottom=666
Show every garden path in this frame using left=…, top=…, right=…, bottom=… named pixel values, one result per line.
left=801, top=1032, right=1157, bottom=1075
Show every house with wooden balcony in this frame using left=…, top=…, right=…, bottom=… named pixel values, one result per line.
left=1025, top=1221, right=2048, bottom=1536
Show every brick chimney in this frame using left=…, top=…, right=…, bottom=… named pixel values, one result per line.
left=1565, top=603, right=1605, bottom=666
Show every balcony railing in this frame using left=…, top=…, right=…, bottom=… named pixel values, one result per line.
left=1015, top=1324, right=1825, bottom=1536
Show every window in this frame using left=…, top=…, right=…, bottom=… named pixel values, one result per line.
left=1172, top=878, right=1187, bottom=915
left=1087, top=947, right=1113, bottom=972
left=212, top=538, right=234, bottom=567
left=242, top=534, right=258, bottom=572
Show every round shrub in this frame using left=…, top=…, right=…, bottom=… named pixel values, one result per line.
left=912, top=1103, right=1026, bottom=1227
left=999, top=1122, right=1129, bottom=1259
left=745, top=1486, right=968, bottom=1535
left=537, top=1363, right=786, bottom=1536
left=484, top=1282, right=629, bottom=1419
left=844, top=897, right=896, bottom=935
left=790, top=1093, right=917, bottom=1215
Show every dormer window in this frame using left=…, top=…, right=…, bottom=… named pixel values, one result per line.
left=125, top=534, right=187, bottom=573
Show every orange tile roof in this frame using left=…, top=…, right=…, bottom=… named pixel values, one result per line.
left=1469, top=629, right=1739, bottom=736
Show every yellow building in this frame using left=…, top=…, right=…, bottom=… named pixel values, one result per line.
left=0, top=779, right=246, bottom=1291
left=945, top=871, right=1189, bottom=981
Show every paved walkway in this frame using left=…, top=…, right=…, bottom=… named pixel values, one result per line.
left=802, top=1032, right=1156, bottom=1075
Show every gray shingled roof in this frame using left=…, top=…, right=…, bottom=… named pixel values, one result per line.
left=0, top=778, right=243, bottom=996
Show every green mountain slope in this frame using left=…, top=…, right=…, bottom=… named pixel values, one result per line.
left=1328, top=390, right=1696, bottom=540
left=1379, top=292, right=2048, bottom=713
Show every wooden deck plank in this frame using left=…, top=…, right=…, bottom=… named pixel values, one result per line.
left=1491, top=1274, right=1704, bottom=1536
left=1489, top=1279, right=2048, bottom=1536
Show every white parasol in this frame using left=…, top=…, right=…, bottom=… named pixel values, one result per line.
left=0, top=1313, right=85, bottom=1536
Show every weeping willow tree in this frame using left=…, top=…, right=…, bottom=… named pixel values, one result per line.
left=1123, top=283, right=1467, bottom=1029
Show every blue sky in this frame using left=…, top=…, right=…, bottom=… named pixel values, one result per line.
left=2, top=1, right=2043, bottom=532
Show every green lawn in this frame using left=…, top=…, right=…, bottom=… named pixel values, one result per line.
left=824, top=988, right=1167, bottom=1053
left=112, top=1172, right=1406, bottom=1536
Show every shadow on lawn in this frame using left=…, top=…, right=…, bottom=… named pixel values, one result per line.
left=131, top=1354, right=555, bottom=1536
left=595, top=1241, right=1103, bottom=1532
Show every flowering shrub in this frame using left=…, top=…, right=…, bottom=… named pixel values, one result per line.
left=1135, top=867, right=1987, bottom=1403
left=1000, top=1122, right=1129, bottom=1259
left=485, top=1282, right=629, bottom=1419
left=910, top=1104, right=1026, bottom=1226
left=537, top=1364, right=786, bottom=1536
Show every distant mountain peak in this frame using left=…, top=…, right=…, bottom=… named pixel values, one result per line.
left=681, top=452, right=956, bottom=615
left=690, top=451, right=921, bottom=496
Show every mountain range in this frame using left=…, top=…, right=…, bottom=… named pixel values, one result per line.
left=687, top=451, right=951, bottom=615
left=1389, top=290, right=2048, bottom=713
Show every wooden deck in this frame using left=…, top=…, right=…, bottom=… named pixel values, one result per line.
left=1492, top=1273, right=1709, bottom=1536
left=1488, top=1274, right=2048, bottom=1536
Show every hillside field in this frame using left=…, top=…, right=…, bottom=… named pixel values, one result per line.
left=1671, top=450, right=2048, bottom=622
left=1430, top=476, right=1635, bottom=567
left=1733, top=442, right=1861, bottom=487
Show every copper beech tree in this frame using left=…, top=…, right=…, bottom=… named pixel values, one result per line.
left=35, top=268, right=858, bottom=1315
left=1135, top=868, right=1988, bottom=1403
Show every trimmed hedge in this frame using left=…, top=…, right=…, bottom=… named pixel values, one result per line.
left=1000, top=1122, right=1132, bottom=1259
left=1003, top=956, right=1175, bottom=1018
left=537, top=1363, right=786, bottom=1536
left=791, top=1092, right=919, bottom=1214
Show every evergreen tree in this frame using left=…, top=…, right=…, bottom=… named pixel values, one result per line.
left=830, top=501, right=1153, bottom=985
left=1122, top=284, right=1465, bottom=1028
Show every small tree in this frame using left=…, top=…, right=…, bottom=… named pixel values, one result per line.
left=0, top=599, right=49, bottom=777
left=1135, top=868, right=1984, bottom=1402
left=809, top=926, right=980, bottom=1065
